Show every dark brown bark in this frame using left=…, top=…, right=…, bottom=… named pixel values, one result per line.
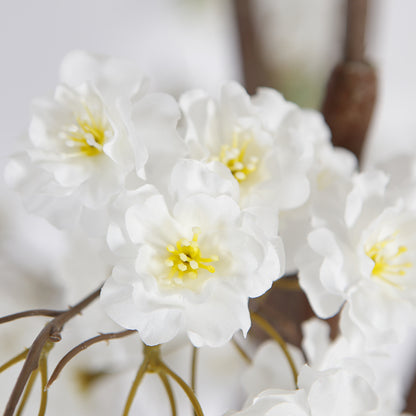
left=405, top=373, right=416, bottom=412
left=4, top=285, right=102, bottom=416
left=321, top=61, right=377, bottom=160
left=249, top=276, right=312, bottom=348
left=321, top=0, right=377, bottom=161
left=233, top=0, right=270, bottom=94
left=345, top=0, right=368, bottom=62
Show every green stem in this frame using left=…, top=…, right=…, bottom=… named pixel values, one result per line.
left=0, top=350, right=28, bottom=373
left=231, top=339, right=251, bottom=364
left=16, top=370, right=38, bottom=416
left=158, top=372, right=177, bottom=416
left=191, top=347, right=199, bottom=416
left=38, top=354, right=48, bottom=416
left=158, top=362, right=204, bottom=416
left=251, top=312, right=298, bottom=388
left=191, top=347, right=198, bottom=393
left=122, top=357, right=149, bottom=416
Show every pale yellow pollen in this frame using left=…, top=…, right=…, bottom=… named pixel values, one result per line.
left=164, top=227, right=219, bottom=284
left=179, top=253, right=189, bottom=262
left=64, top=103, right=108, bottom=157
left=189, top=260, right=199, bottom=269
left=365, top=232, right=412, bottom=288
left=214, top=131, right=259, bottom=183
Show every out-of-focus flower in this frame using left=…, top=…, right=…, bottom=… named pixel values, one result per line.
left=302, top=319, right=409, bottom=415
left=229, top=364, right=378, bottom=416
left=279, top=131, right=356, bottom=271
left=101, top=162, right=284, bottom=347
left=376, top=154, right=416, bottom=210
left=241, top=317, right=408, bottom=416
left=296, top=170, right=416, bottom=345
left=5, top=50, right=184, bottom=235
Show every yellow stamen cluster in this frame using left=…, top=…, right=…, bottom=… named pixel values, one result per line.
left=366, top=233, right=412, bottom=288
left=64, top=105, right=108, bottom=157
left=165, top=227, right=219, bottom=284
left=216, top=132, right=259, bottom=182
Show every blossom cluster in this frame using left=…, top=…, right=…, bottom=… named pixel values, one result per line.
left=4, top=51, right=416, bottom=415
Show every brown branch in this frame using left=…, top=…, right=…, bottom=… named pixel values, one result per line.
left=0, top=309, right=66, bottom=325
left=4, top=284, right=103, bottom=416
left=345, top=0, right=368, bottom=62
left=321, top=0, right=376, bottom=161
left=46, top=329, right=136, bottom=389
left=233, top=0, right=269, bottom=94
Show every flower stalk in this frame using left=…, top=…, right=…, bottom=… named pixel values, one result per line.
left=251, top=312, right=298, bottom=388
left=123, top=344, right=204, bottom=416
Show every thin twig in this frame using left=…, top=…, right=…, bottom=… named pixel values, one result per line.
left=4, top=284, right=103, bottom=416
left=0, top=309, right=66, bottom=325
left=158, top=372, right=177, bottom=416
left=251, top=312, right=298, bottom=388
left=47, top=329, right=136, bottom=388
left=159, top=362, right=204, bottom=416
left=231, top=339, right=251, bottom=364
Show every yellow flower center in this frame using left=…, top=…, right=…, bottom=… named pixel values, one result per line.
left=64, top=104, right=109, bottom=157
left=216, top=132, right=259, bottom=182
left=165, top=227, right=219, bottom=284
left=365, top=233, right=412, bottom=288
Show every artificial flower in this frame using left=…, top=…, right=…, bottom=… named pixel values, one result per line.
left=101, top=162, right=284, bottom=347
left=230, top=364, right=378, bottom=416
left=296, top=170, right=416, bottom=345
left=179, top=82, right=323, bottom=211
left=5, top=50, right=184, bottom=234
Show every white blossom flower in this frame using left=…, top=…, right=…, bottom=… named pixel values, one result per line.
left=179, top=82, right=329, bottom=212
left=279, top=136, right=357, bottom=271
left=296, top=170, right=416, bottom=345
left=376, top=154, right=416, bottom=210
left=101, top=163, right=284, bottom=347
left=179, top=81, right=356, bottom=272
left=302, top=319, right=409, bottom=415
left=230, top=364, right=378, bottom=416
left=5, top=50, right=184, bottom=234
left=241, top=318, right=407, bottom=416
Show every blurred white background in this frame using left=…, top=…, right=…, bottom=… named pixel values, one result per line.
left=0, top=0, right=415, bottom=161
